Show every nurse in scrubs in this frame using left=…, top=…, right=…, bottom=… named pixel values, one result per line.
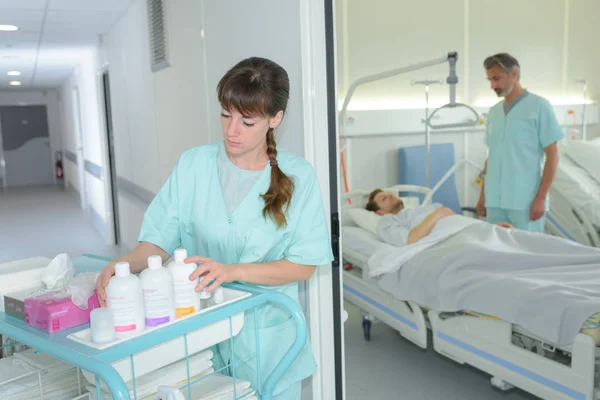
left=476, top=53, right=564, bottom=232
left=95, top=57, right=333, bottom=399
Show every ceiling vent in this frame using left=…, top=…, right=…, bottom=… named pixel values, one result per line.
left=147, top=0, right=170, bottom=72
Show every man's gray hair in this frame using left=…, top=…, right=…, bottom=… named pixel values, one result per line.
left=484, top=53, right=520, bottom=80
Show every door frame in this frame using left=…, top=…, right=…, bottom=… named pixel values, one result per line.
left=98, top=66, right=121, bottom=246
left=71, top=86, right=87, bottom=210
left=299, top=0, right=344, bottom=399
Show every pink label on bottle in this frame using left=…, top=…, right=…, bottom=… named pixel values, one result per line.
left=115, top=324, right=136, bottom=332
left=145, top=316, right=170, bottom=327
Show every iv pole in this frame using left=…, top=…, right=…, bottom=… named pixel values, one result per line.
left=412, top=80, right=442, bottom=188
left=338, top=52, right=479, bottom=195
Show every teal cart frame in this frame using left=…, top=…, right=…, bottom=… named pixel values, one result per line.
left=0, top=254, right=308, bottom=400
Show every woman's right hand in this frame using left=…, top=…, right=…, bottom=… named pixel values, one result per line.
left=96, top=262, right=116, bottom=306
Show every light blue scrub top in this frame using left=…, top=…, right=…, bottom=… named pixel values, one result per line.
left=484, top=92, right=564, bottom=210
left=138, top=141, right=334, bottom=395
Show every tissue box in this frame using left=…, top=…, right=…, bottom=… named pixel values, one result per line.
left=24, top=291, right=101, bottom=333
left=3, top=287, right=44, bottom=319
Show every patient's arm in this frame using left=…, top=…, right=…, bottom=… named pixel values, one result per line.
left=407, top=207, right=455, bottom=245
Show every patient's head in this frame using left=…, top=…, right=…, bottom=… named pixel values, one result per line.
left=365, top=189, right=404, bottom=215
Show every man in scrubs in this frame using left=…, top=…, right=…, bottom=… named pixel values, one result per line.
left=476, top=53, right=564, bottom=232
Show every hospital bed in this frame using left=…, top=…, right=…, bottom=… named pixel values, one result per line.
left=341, top=185, right=600, bottom=400
left=545, top=140, right=600, bottom=247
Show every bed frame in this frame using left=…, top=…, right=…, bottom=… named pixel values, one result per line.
left=341, top=185, right=599, bottom=400
left=546, top=184, right=600, bottom=248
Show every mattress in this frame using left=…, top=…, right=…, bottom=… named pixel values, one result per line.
left=554, top=154, right=600, bottom=227
left=342, top=225, right=600, bottom=345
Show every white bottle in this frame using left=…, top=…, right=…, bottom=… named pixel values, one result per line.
left=168, top=249, right=200, bottom=318
left=140, top=255, right=175, bottom=327
left=106, top=262, right=145, bottom=338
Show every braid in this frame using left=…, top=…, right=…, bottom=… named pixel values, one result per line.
left=266, top=128, right=278, bottom=164
left=261, top=129, right=295, bottom=228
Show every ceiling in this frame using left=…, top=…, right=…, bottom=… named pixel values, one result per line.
left=0, top=0, right=135, bottom=90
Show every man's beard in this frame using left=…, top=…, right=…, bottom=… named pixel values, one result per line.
left=391, top=200, right=404, bottom=214
left=495, top=83, right=514, bottom=97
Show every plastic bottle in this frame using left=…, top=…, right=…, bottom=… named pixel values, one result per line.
left=212, top=286, right=224, bottom=305
left=198, top=276, right=212, bottom=309
left=106, top=262, right=145, bottom=338
left=140, top=255, right=175, bottom=327
left=168, top=249, right=200, bottom=318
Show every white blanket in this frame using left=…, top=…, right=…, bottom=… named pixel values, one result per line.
left=369, top=216, right=600, bottom=345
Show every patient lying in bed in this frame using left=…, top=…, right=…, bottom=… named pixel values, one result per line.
left=364, top=189, right=600, bottom=346
left=365, top=189, right=513, bottom=246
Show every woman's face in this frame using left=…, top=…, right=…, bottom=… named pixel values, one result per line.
left=220, top=108, right=283, bottom=158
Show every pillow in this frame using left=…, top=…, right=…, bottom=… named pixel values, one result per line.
left=341, top=206, right=358, bottom=227
left=401, top=196, right=420, bottom=209
left=565, top=140, right=600, bottom=184
left=346, top=208, right=382, bottom=234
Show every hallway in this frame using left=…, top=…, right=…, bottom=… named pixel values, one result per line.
left=0, top=185, right=121, bottom=264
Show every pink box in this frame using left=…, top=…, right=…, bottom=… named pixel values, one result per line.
left=24, top=291, right=101, bottom=333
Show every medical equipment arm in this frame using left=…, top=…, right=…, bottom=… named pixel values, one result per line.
left=407, top=207, right=455, bottom=245
left=339, top=55, right=449, bottom=128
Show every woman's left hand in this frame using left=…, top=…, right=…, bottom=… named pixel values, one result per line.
left=185, top=256, right=239, bottom=293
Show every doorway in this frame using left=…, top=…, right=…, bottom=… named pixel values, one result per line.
left=0, top=106, right=53, bottom=187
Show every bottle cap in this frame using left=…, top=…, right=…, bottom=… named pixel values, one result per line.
left=148, top=255, right=162, bottom=270
left=174, top=248, right=187, bottom=263
left=114, top=262, right=131, bottom=277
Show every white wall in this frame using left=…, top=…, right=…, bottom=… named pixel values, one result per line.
left=58, top=48, right=109, bottom=240
left=337, top=0, right=600, bottom=108
left=104, top=0, right=208, bottom=250
left=0, top=91, right=62, bottom=185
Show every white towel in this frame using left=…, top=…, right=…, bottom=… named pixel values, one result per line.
left=86, top=368, right=215, bottom=400
left=0, top=352, right=84, bottom=400
left=89, top=350, right=215, bottom=396
left=185, top=373, right=253, bottom=400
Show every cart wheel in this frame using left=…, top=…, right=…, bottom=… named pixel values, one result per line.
left=362, top=318, right=372, bottom=341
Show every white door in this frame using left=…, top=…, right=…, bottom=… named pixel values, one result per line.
left=72, top=87, right=87, bottom=210
left=0, top=105, right=54, bottom=187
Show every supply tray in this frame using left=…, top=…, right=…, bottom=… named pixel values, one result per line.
left=0, top=255, right=309, bottom=400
